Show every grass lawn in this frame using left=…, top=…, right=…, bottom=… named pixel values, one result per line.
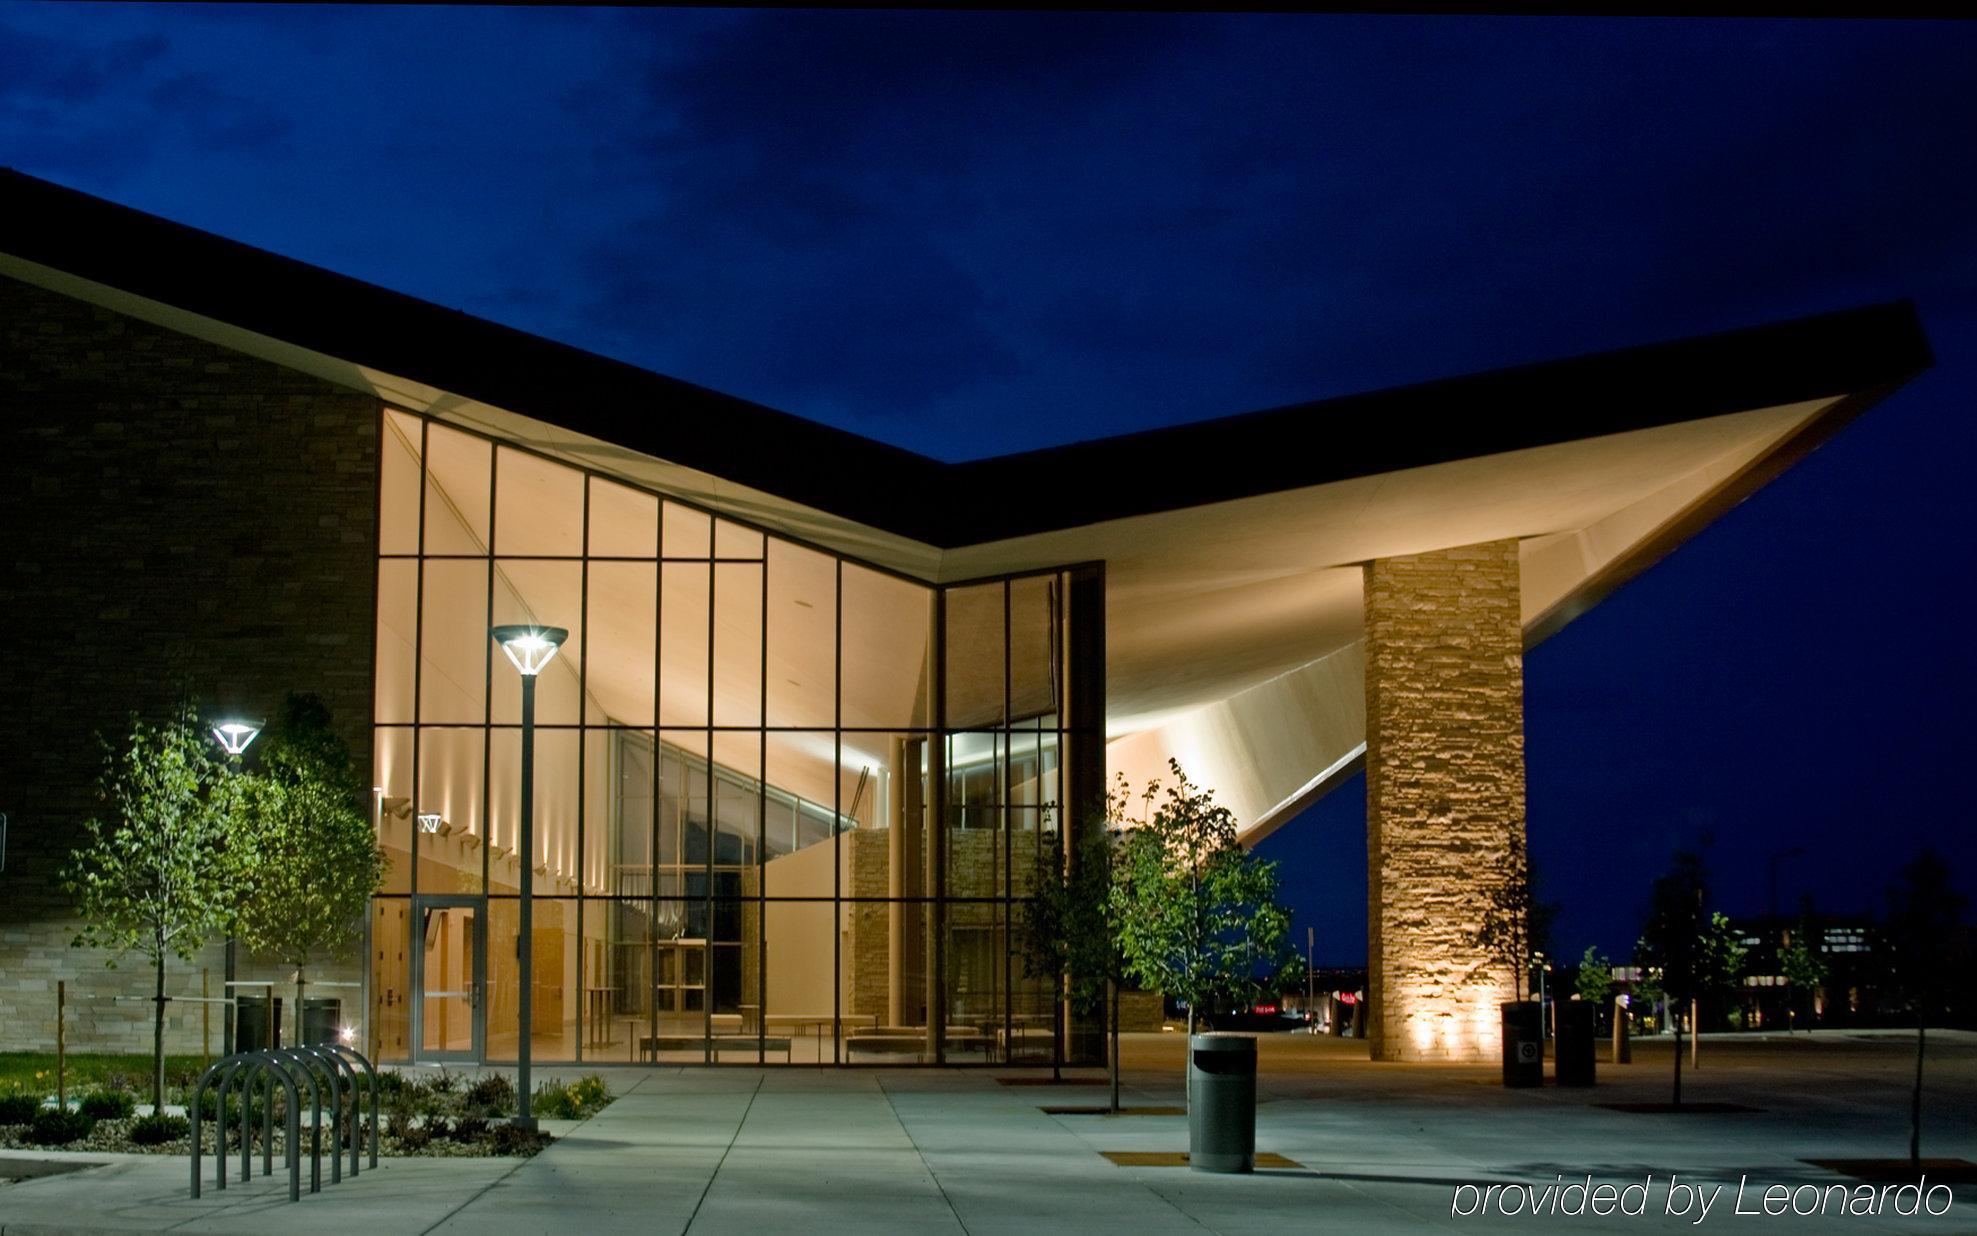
left=0, top=1052, right=213, bottom=1098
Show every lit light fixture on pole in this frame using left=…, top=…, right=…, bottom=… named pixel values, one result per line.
left=491, top=623, right=567, bottom=1132
left=210, top=718, right=260, bottom=1053
left=211, top=720, right=262, bottom=757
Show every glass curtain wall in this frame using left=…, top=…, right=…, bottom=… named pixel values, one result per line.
left=370, top=408, right=1102, bottom=1065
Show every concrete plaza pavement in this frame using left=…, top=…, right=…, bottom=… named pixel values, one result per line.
left=3, top=1030, right=1973, bottom=1234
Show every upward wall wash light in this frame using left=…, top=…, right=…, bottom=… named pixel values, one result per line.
left=211, top=720, right=262, bottom=756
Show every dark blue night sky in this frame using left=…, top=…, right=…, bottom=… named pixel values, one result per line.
left=5, top=9, right=1972, bottom=964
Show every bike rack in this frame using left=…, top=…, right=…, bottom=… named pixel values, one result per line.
left=189, top=1045, right=381, bottom=1202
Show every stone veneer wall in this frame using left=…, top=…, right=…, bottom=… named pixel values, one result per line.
left=0, top=275, right=380, bottom=1053
left=1363, top=540, right=1525, bottom=1063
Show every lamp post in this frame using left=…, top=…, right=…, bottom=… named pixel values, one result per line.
left=491, top=624, right=567, bottom=1132
left=210, top=719, right=260, bottom=1050
left=1533, top=951, right=1551, bottom=1039
left=211, top=720, right=262, bottom=757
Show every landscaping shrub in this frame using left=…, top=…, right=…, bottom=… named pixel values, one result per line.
left=487, top=1122, right=551, bottom=1156
left=532, top=1074, right=609, bottom=1120
left=130, top=1113, right=191, bottom=1145
left=464, top=1073, right=515, bottom=1115
left=0, top=1093, right=39, bottom=1124
left=385, top=1101, right=415, bottom=1143
left=420, top=1067, right=459, bottom=1097
left=396, top=1121, right=433, bottom=1152
left=423, top=1115, right=453, bottom=1140
left=531, top=1081, right=576, bottom=1120
left=568, top=1074, right=610, bottom=1114
left=451, top=1107, right=490, bottom=1141
left=80, top=1090, right=136, bottom=1120
left=26, top=1109, right=95, bottom=1146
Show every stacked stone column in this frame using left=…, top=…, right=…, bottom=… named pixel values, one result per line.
left=1364, top=539, right=1525, bottom=1062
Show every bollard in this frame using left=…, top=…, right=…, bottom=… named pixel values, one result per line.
left=1612, top=996, right=1632, bottom=1064
left=57, top=981, right=67, bottom=1111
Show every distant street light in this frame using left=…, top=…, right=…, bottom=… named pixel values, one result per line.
left=491, top=623, right=567, bottom=1132
left=1533, top=951, right=1553, bottom=1039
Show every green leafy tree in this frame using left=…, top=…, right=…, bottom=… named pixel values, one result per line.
left=1633, top=848, right=1710, bottom=1106
left=1476, top=836, right=1559, bottom=1002
left=1109, top=760, right=1298, bottom=1102
left=1022, top=796, right=1128, bottom=1110
left=231, top=695, right=386, bottom=1047
left=1881, top=850, right=1968, bottom=1171
left=61, top=701, right=246, bottom=1111
left=1575, top=946, right=1614, bottom=1007
left=1777, top=907, right=1828, bottom=1031
left=1699, top=912, right=1748, bottom=1008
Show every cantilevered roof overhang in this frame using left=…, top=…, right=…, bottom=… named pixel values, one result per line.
left=0, top=168, right=1933, bottom=840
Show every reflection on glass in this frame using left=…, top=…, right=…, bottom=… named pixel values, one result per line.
left=375, top=559, right=417, bottom=723
left=423, top=424, right=491, bottom=555
left=419, top=559, right=489, bottom=723
left=370, top=899, right=410, bottom=1063
left=486, top=898, right=579, bottom=1064
left=494, top=446, right=583, bottom=557
left=419, top=901, right=479, bottom=1057
left=375, top=728, right=412, bottom=893
left=379, top=410, right=422, bottom=555
left=588, top=477, right=657, bottom=558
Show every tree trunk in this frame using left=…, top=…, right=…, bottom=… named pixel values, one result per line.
left=1107, top=978, right=1121, bottom=1115
left=1690, top=998, right=1699, bottom=1069
left=152, top=947, right=168, bottom=1115
left=294, top=964, right=307, bottom=1048
left=1910, top=1017, right=1925, bottom=1172
left=1671, top=1014, right=1684, bottom=1108
left=1050, top=994, right=1062, bottom=1083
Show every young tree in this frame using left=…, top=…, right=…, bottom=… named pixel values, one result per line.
left=1022, top=797, right=1128, bottom=1109
left=1109, top=760, right=1298, bottom=1101
left=1881, top=850, right=1967, bottom=1172
left=1633, top=848, right=1709, bottom=1106
left=1696, top=910, right=1749, bottom=1050
left=1575, top=946, right=1614, bottom=1008
left=230, top=695, right=386, bottom=1047
left=1777, top=906, right=1829, bottom=1031
left=61, top=701, right=245, bottom=1111
left=1476, top=836, right=1559, bottom=1002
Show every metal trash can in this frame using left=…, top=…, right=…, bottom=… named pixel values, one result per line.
left=1553, top=999, right=1596, bottom=1087
left=1187, top=1033, right=1256, bottom=1173
left=301, top=997, right=343, bottom=1047
left=234, top=995, right=281, bottom=1052
left=1501, top=1001, right=1543, bottom=1088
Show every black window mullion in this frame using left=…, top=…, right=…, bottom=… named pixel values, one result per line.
left=575, top=476, right=590, bottom=1061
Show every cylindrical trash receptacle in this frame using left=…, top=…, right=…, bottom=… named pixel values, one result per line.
left=1501, top=1001, right=1543, bottom=1088
left=1612, top=996, right=1632, bottom=1064
left=1188, top=1034, right=1256, bottom=1173
left=1554, top=1000, right=1596, bottom=1087
left=301, top=997, right=343, bottom=1047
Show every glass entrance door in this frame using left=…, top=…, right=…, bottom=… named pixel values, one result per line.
left=413, top=896, right=484, bottom=1062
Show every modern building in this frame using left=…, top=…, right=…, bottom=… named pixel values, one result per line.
left=0, top=169, right=1932, bottom=1066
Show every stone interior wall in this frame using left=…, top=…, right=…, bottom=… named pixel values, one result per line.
left=1363, top=539, right=1525, bottom=1063
left=0, top=274, right=380, bottom=1054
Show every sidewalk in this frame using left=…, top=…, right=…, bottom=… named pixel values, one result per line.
left=3, top=1035, right=1973, bottom=1234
